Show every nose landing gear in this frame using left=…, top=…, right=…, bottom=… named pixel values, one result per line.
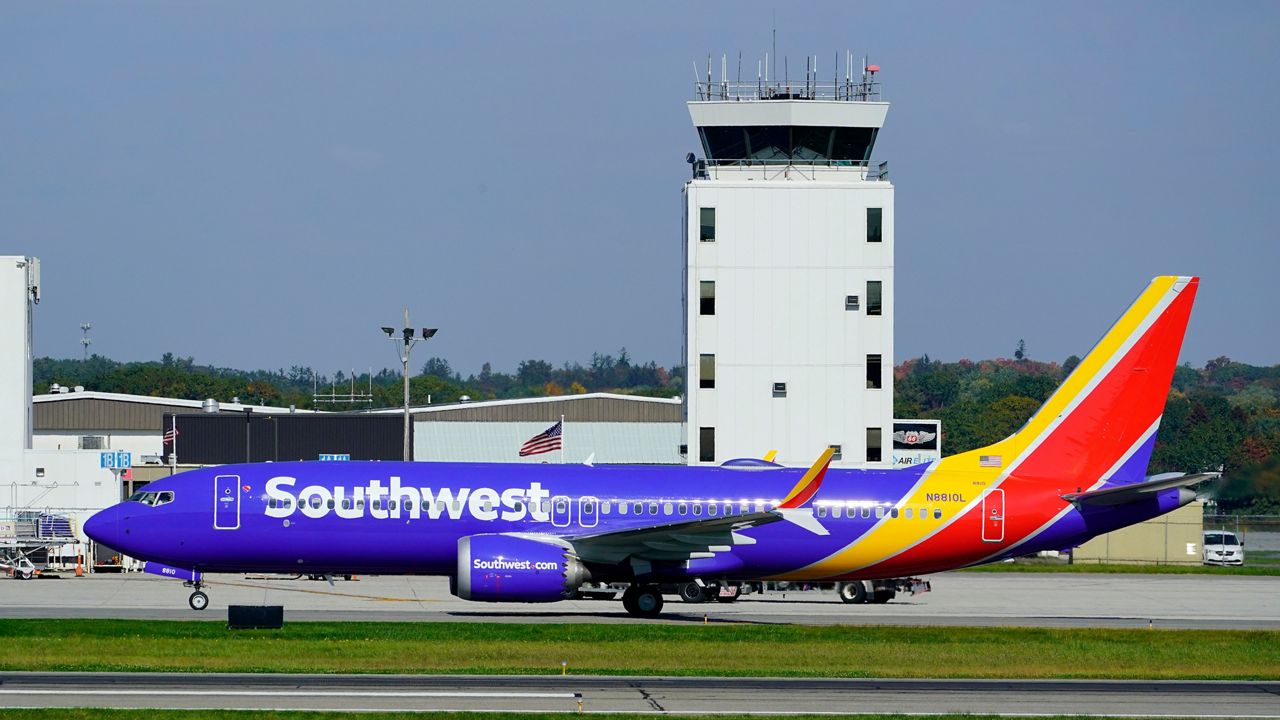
left=183, top=580, right=209, bottom=611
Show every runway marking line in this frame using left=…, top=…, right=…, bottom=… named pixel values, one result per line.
left=0, top=689, right=575, bottom=699
left=206, top=579, right=438, bottom=603
left=0, top=706, right=1275, bottom=718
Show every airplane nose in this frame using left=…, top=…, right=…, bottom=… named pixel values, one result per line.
left=82, top=506, right=120, bottom=548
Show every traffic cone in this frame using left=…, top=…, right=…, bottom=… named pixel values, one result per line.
left=75, top=553, right=84, bottom=577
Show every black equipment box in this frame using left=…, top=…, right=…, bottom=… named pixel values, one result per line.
left=227, top=605, right=284, bottom=629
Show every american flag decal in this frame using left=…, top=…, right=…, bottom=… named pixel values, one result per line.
left=979, top=455, right=1002, bottom=468
left=519, top=421, right=563, bottom=457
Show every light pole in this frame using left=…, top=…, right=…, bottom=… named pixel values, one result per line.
left=382, top=308, right=437, bottom=462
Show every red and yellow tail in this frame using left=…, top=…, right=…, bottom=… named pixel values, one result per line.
left=968, top=275, right=1198, bottom=486
left=798, top=276, right=1199, bottom=578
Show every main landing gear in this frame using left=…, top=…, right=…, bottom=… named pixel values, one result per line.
left=621, top=585, right=663, bottom=618
left=184, top=580, right=209, bottom=611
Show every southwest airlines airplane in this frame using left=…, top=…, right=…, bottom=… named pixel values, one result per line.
left=85, top=276, right=1208, bottom=617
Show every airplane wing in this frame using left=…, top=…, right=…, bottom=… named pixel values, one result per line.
left=567, top=448, right=835, bottom=565
left=1061, top=472, right=1219, bottom=507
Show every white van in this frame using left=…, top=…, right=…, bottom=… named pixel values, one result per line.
left=1202, top=531, right=1244, bottom=566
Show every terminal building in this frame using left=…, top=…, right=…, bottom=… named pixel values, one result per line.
left=683, top=59, right=895, bottom=468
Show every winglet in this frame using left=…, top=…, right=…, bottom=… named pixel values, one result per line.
left=763, top=450, right=778, bottom=462
left=778, top=447, right=835, bottom=509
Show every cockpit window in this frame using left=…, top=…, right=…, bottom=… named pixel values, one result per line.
left=127, top=491, right=175, bottom=507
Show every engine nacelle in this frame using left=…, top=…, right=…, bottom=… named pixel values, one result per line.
left=453, top=533, right=589, bottom=602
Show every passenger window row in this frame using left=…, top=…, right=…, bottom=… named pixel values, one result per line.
left=263, top=494, right=943, bottom=523
left=814, top=504, right=945, bottom=521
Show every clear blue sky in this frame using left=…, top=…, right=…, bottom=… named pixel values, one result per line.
left=3, top=1, right=1277, bottom=376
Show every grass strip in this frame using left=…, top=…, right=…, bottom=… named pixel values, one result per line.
left=956, top=562, right=1280, bottom=575
left=0, top=707, right=1141, bottom=712
left=0, top=620, right=1275, bottom=679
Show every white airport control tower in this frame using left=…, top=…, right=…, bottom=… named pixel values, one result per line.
left=683, top=57, right=893, bottom=467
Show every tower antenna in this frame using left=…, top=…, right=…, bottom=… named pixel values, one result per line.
left=737, top=51, right=742, bottom=98
left=79, top=322, right=92, bottom=361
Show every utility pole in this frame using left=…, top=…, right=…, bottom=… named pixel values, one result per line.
left=382, top=308, right=437, bottom=462
left=79, top=323, right=92, bottom=360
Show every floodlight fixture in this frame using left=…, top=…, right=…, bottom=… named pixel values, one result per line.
left=379, top=308, right=438, bottom=462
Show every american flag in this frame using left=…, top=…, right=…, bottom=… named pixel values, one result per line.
left=979, top=455, right=1002, bottom=468
left=163, top=427, right=180, bottom=443
left=519, top=421, right=563, bottom=457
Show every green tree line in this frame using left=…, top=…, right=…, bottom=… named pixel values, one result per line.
left=33, top=349, right=684, bottom=412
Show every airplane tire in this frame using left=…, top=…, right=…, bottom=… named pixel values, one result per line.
left=189, top=591, right=209, bottom=611
left=678, top=583, right=706, bottom=603
left=837, top=581, right=868, bottom=604
left=625, top=586, right=663, bottom=618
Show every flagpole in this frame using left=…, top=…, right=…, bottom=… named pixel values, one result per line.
left=560, top=414, right=565, bottom=465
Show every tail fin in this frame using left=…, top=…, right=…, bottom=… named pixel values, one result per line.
left=961, top=276, right=1198, bottom=488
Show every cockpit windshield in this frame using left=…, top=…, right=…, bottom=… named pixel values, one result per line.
left=127, top=491, right=175, bottom=507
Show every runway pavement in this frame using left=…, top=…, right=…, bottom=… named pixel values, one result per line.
left=0, top=672, right=1277, bottom=716
left=0, top=571, right=1277, bottom=628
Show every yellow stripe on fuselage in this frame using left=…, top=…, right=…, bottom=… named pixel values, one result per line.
left=792, top=277, right=1179, bottom=578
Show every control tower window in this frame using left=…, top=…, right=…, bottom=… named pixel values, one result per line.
left=866, top=427, right=883, bottom=463
left=867, top=208, right=882, bottom=243
left=699, top=427, right=716, bottom=462
left=867, top=281, right=882, bottom=316
left=699, top=208, right=716, bottom=242
left=699, top=354, right=716, bottom=389
left=745, top=126, right=790, bottom=161
left=700, top=281, right=716, bottom=315
left=867, top=354, right=882, bottom=389
left=698, top=126, right=878, bottom=164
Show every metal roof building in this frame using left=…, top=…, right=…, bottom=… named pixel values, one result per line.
left=366, top=393, right=684, bottom=465
left=32, top=390, right=312, bottom=457
left=33, top=390, right=684, bottom=465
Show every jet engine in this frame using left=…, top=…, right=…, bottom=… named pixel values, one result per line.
left=452, top=533, right=589, bottom=602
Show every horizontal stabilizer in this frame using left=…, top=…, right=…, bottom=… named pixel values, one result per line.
left=1062, top=472, right=1219, bottom=506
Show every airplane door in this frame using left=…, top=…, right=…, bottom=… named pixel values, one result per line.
left=214, top=474, right=241, bottom=530
left=551, top=495, right=571, bottom=528
left=981, top=488, right=1005, bottom=543
left=579, top=496, right=599, bottom=528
